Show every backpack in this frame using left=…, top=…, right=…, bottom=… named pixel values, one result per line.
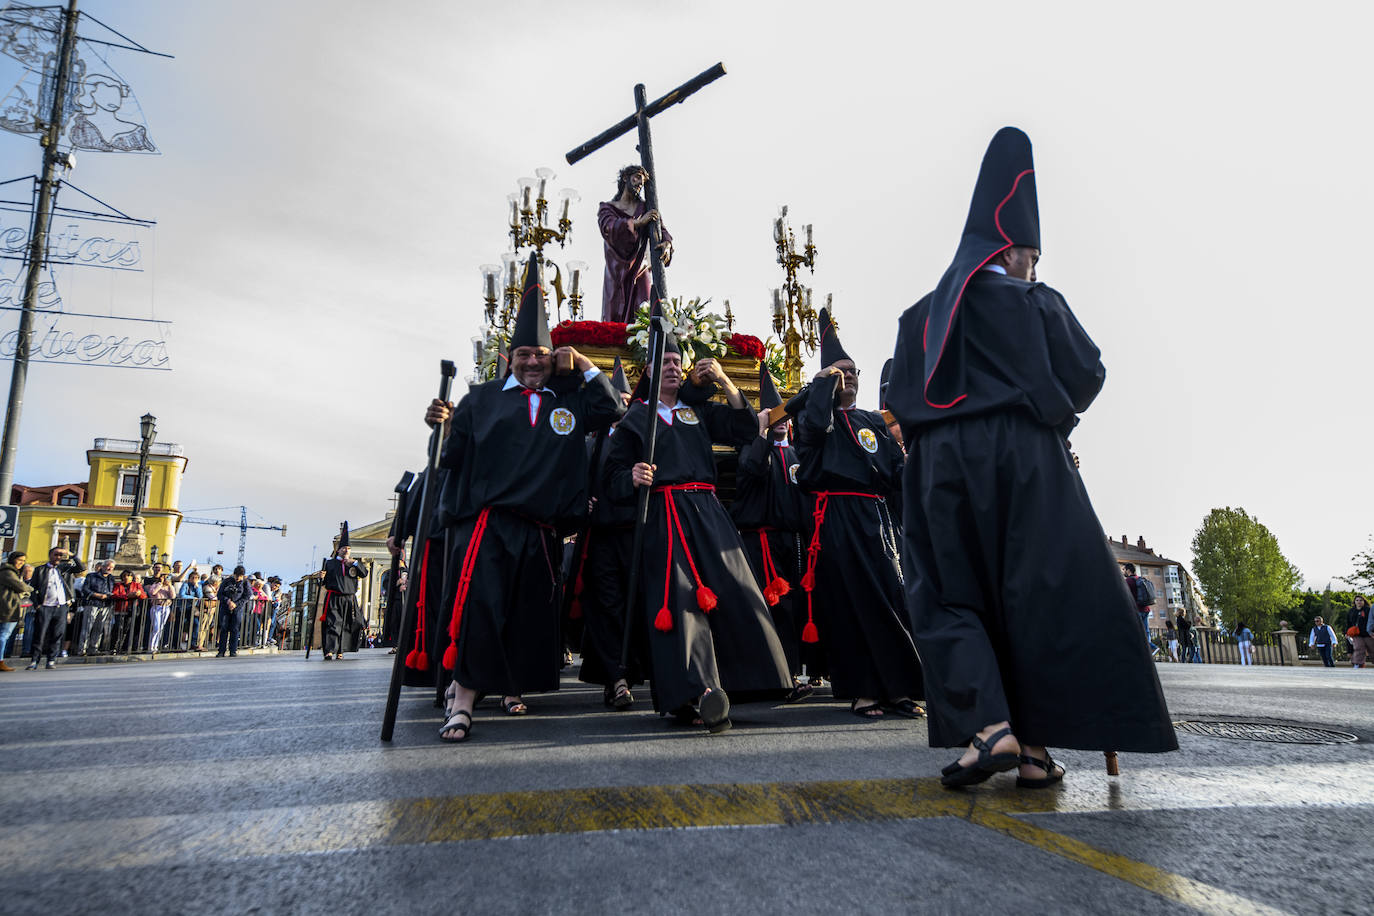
left=1132, top=575, right=1156, bottom=607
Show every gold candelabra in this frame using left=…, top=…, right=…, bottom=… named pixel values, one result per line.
left=770, top=206, right=823, bottom=389
left=478, top=168, right=589, bottom=371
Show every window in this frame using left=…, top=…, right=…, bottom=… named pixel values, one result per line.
left=117, top=471, right=149, bottom=508
left=55, top=530, right=82, bottom=555
left=94, top=533, right=118, bottom=561
left=58, top=492, right=79, bottom=507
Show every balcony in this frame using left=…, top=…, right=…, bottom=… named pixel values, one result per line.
left=92, top=438, right=185, bottom=457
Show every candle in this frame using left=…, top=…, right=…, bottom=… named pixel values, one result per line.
left=509, top=198, right=518, bottom=225
left=805, top=224, right=813, bottom=247
left=825, top=293, right=833, bottom=311
left=772, top=289, right=784, bottom=316
left=774, top=218, right=784, bottom=243
left=522, top=185, right=531, bottom=210
left=508, top=259, right=519, bottom=289
left=560, top=196, right=571, bottom=221
left=484, top=271, right=497, bottom=299
left=724, top=299, right=732, bottom=318
left=537, top=176, right=547, bottom=202
left=805, top=288, right=813, bottom=310
left=569, top=266, right=581, bottom=296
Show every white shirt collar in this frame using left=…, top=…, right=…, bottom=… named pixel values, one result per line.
left=982, top=263, right=1007, bottom=275
left=502, top=375, right=553, bottom=394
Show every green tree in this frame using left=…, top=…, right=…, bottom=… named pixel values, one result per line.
left=1191, top=507, right=1302, bottom=634
left=1341, top=537, right=1374, bottom=595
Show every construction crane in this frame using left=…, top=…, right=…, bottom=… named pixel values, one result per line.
left=182, top=506, right=287, bottom=568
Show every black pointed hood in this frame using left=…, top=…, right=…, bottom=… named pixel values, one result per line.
left=509, top=257, right=552, bottom=352
left=610, top=355, right=632, bottom=395
left=920, top=126, right=1039, bottom=408
left=337, top=521, right=350, bottom=553
left=818, top=307, right=851, bottom=367
left=758, top=363, right=782, bottom=410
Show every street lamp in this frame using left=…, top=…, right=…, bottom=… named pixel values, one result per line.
left=130, top=412, right=156, bottom=519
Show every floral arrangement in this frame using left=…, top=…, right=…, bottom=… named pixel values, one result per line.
left=550, top=320, right=630, bottom=349
left=476, top=331, right=506, bottom=381
left=763, top=337, right=786, bottom=381
left=626, top=298, right=727, bottom=364
left=724, top=333, right=765, bottom=361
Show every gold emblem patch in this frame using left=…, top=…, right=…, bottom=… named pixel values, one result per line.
left=675, top=407, right=700, bottom=425
left=549, top=407, right=576, bottom=436
left=788, top=463, right=800, bottom=485
left=857, top=427, right=879, bottom=454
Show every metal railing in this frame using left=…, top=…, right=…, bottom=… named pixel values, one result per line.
left=1189, top=627, right=1286, bottom=666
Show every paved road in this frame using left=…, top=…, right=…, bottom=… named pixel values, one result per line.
left=2, top=653, right=1369, bottom=915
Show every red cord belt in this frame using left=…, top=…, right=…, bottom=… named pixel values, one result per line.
left=651, top=483, right=717, bottom=632
left=800, top=491, right=882, bottom=643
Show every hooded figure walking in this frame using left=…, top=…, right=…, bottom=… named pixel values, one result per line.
left=888, top=127, right=1177, bottom=788
left=318, top=523, right=368, bottom=660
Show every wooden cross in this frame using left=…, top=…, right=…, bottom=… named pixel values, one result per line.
left=564, top=62, right=726, bottom=309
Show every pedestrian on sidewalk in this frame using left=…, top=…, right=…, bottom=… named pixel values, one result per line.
left=1308, top=617, right=1336, bottom=668
left=216, top=566, right=252, bottom=657
left=26, top=547, right=84, bottom=669
left=79, top=560, right=117, bottom=655
left=145, top=573, right=174, bottom=654
left=109, top=571, right=145, bottom=653
left=177, top=571, right=202, bottom=650
left=1346, top=596, right=1372, bottom=668
left=0, top=551, right=32, bottom=671
left=1123, top=564, right=1156, bottom=645
left=1165, top=618, right=1180, bottom=662
left=1234, top=621, right=1256, bottom=666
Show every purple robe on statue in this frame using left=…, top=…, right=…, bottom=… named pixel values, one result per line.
left=598, top=200, right=671, bottom=323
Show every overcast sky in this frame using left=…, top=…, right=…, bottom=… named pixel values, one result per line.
left=1, top=0, right=1369, bottom=588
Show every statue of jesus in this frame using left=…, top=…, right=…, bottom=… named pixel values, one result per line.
left=597, top=164, right=673, bottom=323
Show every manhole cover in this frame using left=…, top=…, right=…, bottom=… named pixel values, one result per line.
left=1173, top=720, right=1358, bottom=745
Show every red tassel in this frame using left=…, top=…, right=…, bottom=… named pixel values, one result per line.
left=569, top=599, right=583, bottom=620
left=696, top=585, right=717, bottom=612
left=802, top=620, right=820, bottom=644
left=405, top=648, right=419, bottom=668
left=319, top=613, right=326, bottom=622
left=442, top=643, right=457, bottom=670
left=800, top=570, right=815, bottom=591
left=769, top=576, right=790, bottom=598
left=415, top=650, right=429, bottom=669
left=762, top=584, right=779, bottom=607
left=654, top=605, right=673, bottom=632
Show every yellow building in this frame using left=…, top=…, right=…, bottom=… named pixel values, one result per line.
left=6, top=437, right=188, bottom=566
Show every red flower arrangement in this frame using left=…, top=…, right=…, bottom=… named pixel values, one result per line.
left=550, top=320, right=629, bottom=349
left=724, top=333, right=765, bottom=361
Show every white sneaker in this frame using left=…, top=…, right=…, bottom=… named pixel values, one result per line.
left=60, top=650, right=68, bottom=658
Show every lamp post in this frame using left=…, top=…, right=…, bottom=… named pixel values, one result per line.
left=113, top=412, right=157, bottom=572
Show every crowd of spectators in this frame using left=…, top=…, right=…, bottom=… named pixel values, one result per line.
left=0, top=552, right=295, bottom=667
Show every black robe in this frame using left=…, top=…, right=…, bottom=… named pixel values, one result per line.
left=606, top=396, right=791, bottom=713
left=576, top=426, right=643, bottom=688
left=389, top=468, right=452, bottom=690
left=890, top=270, right=1177, bottom=752
left=794, top=374, right=923, bottom=702
left=434, top=372, right=623, bottom=696
left=731, top=436, right=815, bottom=679
left=320, top=558, right=367, bottom=656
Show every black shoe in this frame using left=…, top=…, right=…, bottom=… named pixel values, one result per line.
left=25, top=662, right=38, bottom=670
left=229, top=652, right=237, bottom=657
left=215, top=652, right=225, bottom=658
left=45, top=661, right=55, bottom=670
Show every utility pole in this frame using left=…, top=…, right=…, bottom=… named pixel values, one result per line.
left=0, top=0, right=80, bottom=500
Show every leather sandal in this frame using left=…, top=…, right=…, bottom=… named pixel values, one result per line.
left=941, top=726, right=1020, bottom=788
left=1016, top=753, right=1065, bottom=789
left=500, top=696, right=528, bottom=716
left=439, top=709, right=472, bottom=743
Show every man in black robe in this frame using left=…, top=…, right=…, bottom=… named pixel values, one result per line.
left=318, top=523, right=367, bottom=660
left=575, top=357, right=642, bottom=708
left=606, top=341, right=791, bottom=732
left=889, top=127, right=1177, bottom=788
left=424, top=258, right=624, bottom=741
left=731, top=364, right=817, bottom=700
left=793, top=309, right=924, bottom=721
